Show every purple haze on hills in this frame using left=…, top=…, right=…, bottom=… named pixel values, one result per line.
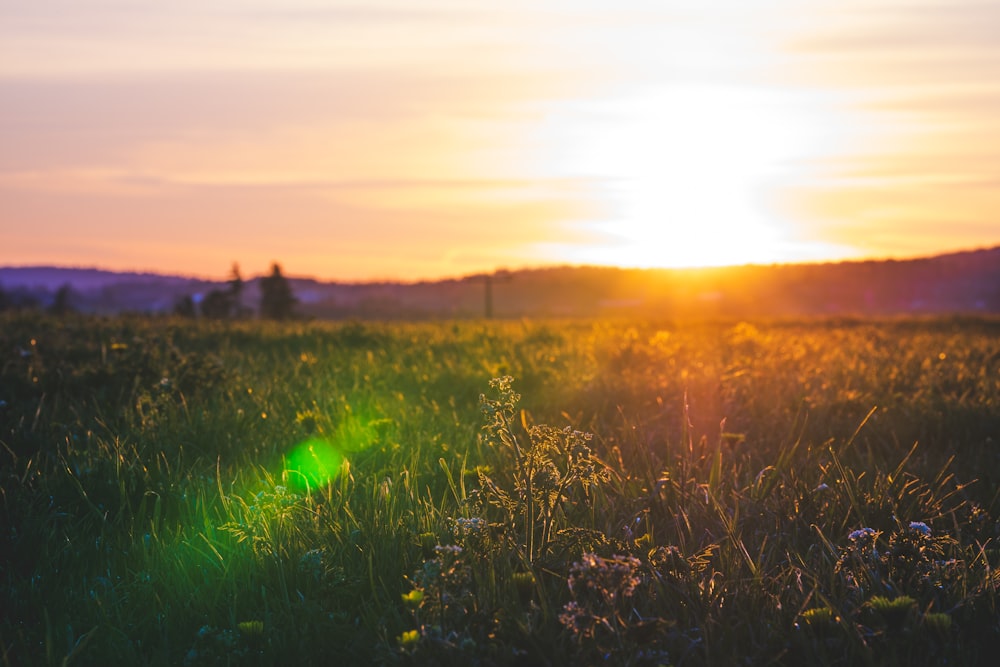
left=1, top=246, right=999, bottom=318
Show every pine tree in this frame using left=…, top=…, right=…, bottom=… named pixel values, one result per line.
left=259, top=263, right=297, bottom=320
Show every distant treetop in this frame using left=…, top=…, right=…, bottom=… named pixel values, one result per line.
left=259, top=263, right=297, bottom=320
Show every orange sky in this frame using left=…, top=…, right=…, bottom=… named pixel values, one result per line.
left=2, top=1, right=999, bottom=282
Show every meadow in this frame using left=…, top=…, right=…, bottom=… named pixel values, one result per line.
left=2, top=312, right=1000, bottom=665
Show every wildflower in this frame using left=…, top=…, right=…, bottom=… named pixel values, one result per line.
left=434, top=544, right=463, bottom=557
left=847, top=527, right=881, bottom=559
left=401, top=589, right=424, bottom=610
left=411, top=543, right=474, bottom=631
left=532, top=463, right=560, bottom=488
left=559, top=601, right=598, bottom=639
left=849, top=527, right=876, bottom=542
left=908, top=521, right=931, bottom=536
left=836, top=526, right=884, bottom=591
left=397, top=629, right=420, bottom=650
left=452, top=516, right=490, bottom=553
left=814, top=483, right=829, bottom=493
left=453, top=517, right=486, bottom=535
left=567, top=553, right=642, bottom=606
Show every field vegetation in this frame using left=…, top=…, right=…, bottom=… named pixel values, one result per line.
left=2, top=312, right=1000, bottom=665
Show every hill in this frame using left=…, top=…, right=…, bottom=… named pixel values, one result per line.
left=1, top=246, right=998, bottom=318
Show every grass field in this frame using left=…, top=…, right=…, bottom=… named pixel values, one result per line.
left=2, top=313, right=1000, bottom=665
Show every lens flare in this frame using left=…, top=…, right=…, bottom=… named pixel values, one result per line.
left=285, top=438, right=344, bottom=492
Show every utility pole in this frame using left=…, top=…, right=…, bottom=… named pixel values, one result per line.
left=484, top=274, right=494, bottom=319
left=474, top=270, right=512, bottom=319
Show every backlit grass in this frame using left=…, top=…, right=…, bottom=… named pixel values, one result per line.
left=2, top=313, right=999, bottom=665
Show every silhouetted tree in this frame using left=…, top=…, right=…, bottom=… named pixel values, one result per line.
left=228, top=262, right=246, bottom=317
left=259, top=263, right=297, bottom=320
left=200, top=289, right=233, bottom=319
left=174, top=294, right=196, bottom=318
left=49, top=284, right=75, bottom=316
left=0, top=285, right=8, bottom=312
left=199, top=263, right=250, bottom=319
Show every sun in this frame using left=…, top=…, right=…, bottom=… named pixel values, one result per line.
left=545, top=83, right=831, bottom=268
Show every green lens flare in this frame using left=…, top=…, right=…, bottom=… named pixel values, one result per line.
left=285, top=438, right=344, bottom=491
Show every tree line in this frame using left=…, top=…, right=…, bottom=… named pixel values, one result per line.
left=174, top=263, right=298, bottom=320
left=0, top=262, right=299, bottom=320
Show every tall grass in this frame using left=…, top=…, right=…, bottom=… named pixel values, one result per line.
left=2, top=313, right=999, bottom=665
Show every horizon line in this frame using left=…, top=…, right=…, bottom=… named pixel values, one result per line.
left=1, top=243, right=999, bottom=286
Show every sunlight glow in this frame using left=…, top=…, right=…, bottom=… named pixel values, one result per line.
left=4, top=1, right=998, bottom=279
left=545, top=84, right=847, bottom=268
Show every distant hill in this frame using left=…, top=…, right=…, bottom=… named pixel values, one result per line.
left=2, top=246, right=999, bottom=319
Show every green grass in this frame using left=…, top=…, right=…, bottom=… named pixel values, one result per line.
left=2, top=312, right=1000, bottom=665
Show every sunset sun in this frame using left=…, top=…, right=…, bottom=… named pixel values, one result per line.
left=546, top=84, right=838, bottom=268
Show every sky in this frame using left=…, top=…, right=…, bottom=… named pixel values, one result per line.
left=2, top=0, right=999, bottom=282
